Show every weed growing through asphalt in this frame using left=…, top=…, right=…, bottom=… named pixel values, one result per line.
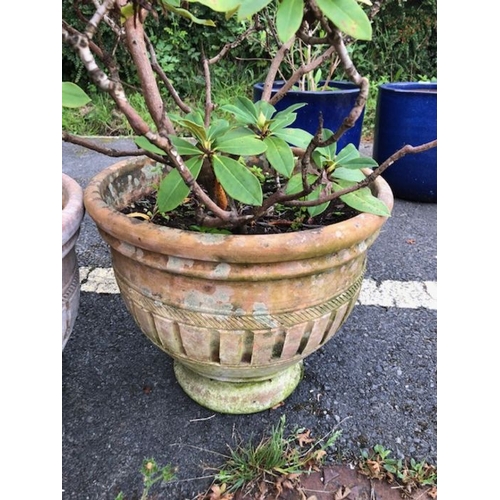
left=358, top=443, right=437, bottom=498
left=111, top=434, right=437, bottom=499
left=199, top=415, right=341, bottom=498
left=114, top=458, right=176, bottom=500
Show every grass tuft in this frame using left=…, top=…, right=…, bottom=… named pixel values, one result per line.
left=199, top=415, right=341, bottom=498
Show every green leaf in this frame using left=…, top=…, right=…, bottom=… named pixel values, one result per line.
left=221, top=97, right=260, bottom=125
left=313, top=129, right=337, bottom=161
left=176, top=118, right=208, bottom=143
left=233, top=96, right=259, bottom=120
left=162, top=3, right=216, bottom=26
left=285, top=173, right=318, bottom=195
left=269, top=113, right=298, bottom=132
left=134, top=136, right=166, bottom=155
left=268, top=103, right=308, bottom=132
left=62, top=82, right=91, bottom=108
left=334, top=180, right=391, bottom=216
left=335, top=142, right=359, bottom=162
left=306, top=187, right=330, bottom=217
left=331, top=166, right=365, bottom=182
left=212, top=155, right=263, bottom=205
left=215, top=128, right=267, bottom=156
left=276, top=0, right=304, bottom=42
left=157, top=157, right=203, bottom=213
left=338, top=156, right=379, bottom=169
left=208, top=119, right=231, bottom=141
left=273, top=102, right=307, bottom=119
left=120, top=3, right=134, bottom=22
left=272, top=128, right=314, bottom=148
left=315, top=0, right=372, bottom=40
left=184, top=110, right=205, bottom=126
left=263, top=136, right=295, bottom=178
left=255, top=100, right=277, bottom=120
left=168, top=135, right=202, bottom=156
left=314, top=68, right=322, bottom=86
left=236, top=0, right=273, bottom=19
left=312, top=150, right=326, bottom=169
left=219, top=104, right=256, bottom=125
left=187, top=0, right=241, bottom=12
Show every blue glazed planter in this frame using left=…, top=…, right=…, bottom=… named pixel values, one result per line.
left=373, top=82, right=437, bottom=202
left=253, top=81, right=364, bottom=150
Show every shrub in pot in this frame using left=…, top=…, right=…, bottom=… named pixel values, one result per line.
left=62, top=0, right=436, bottom=413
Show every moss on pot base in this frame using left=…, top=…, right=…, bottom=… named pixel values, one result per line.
left=174, top=361, right=303, bottom=414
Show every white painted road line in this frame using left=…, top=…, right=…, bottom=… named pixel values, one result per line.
left=79, top=267, right=436, bottom=310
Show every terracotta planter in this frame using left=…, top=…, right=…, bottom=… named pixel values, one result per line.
left=62, top=173, right=85, bottom=350
left=83, top=158, right=393, bottom=413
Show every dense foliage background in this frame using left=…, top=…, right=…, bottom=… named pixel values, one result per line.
left=62, top=0, right=437, bottom=137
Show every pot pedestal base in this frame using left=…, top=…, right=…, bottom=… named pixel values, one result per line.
left=173, top=361, right=303, bottom=414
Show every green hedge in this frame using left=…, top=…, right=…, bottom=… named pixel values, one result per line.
left=354, top=0, right=437, bottom=81
left=62, top=0, right=268, bottom=97
left=62, top=0, right=436, bottom=92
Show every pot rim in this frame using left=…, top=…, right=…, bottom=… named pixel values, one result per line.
left=254, top=80, right=360, bottom=96
left=378, top=82, right=437, bottom=93
left=83, top=157, right=394, bottom=264
left=62, top=173, right=85, bottom=246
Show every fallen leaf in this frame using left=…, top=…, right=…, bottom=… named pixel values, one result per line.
left=428, top=485, right=438, bottom=498
left=297, top=429, right=315, bottom=447
left=366, top=459, right=382, bottom=478
left=257, top=480, right=268, bottom=497
left=333, top=485, right=351, bottom=499
left=205, top=484, right=233, bottom=500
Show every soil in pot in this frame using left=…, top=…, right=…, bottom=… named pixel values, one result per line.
left=120, top=191, right=362, bottom=235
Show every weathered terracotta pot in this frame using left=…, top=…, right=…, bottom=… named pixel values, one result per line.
left=62, top=173, right=85, bottom=350
left=83, top=157, right=393, bottom=413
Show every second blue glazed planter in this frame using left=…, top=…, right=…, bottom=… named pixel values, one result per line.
left=372, top=82, right=437, bottom=202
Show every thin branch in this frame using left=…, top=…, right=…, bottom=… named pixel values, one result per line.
left=145, top=34, right=192, bottom=114
left=288, top=140, right=438, bottom=208
left=62, top=131, right=164, bottom=162
left=366, top=140, right=438, bottom=181
left=261, top=37, right=295, bottom=102
left=63, top=27, right=126, bottom=96
left=85, top=0, right=115, bottom=40
left=202, top=51, right=214, bottom=127
left=208, top=24, right=259, bottom=65
left=91, top=0, right=123, bottom=36
left=63, top=19, right=105, bottom=60
left=269, top=45, right=336, bottom=105
left=297, top=26, right=369, bottom=161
